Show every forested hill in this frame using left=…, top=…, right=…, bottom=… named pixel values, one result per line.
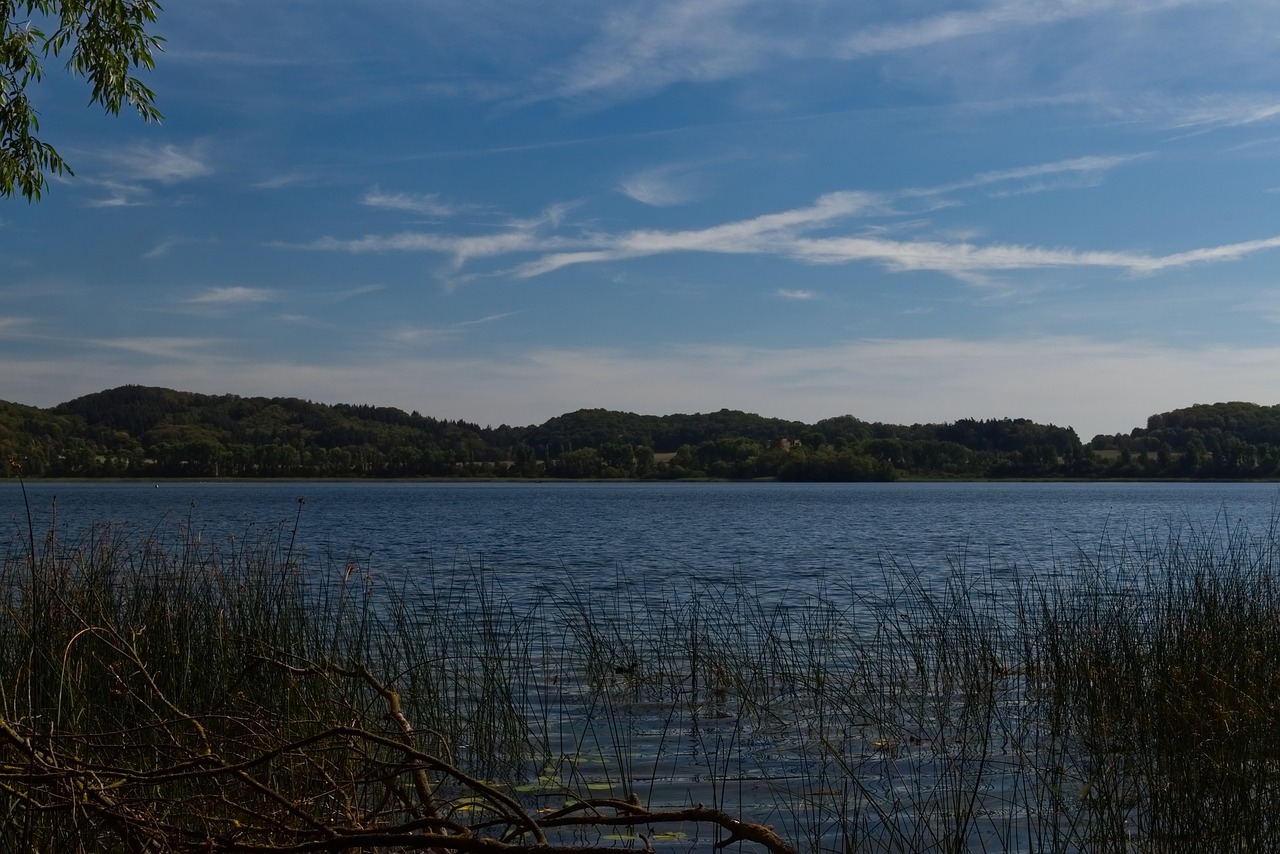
left=1090, top=401, right=1280, bottom=477
left=0, top=385, right=1274, bottom=480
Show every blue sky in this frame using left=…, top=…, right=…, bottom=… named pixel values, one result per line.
left=5, top=0, right=1280, bottom=440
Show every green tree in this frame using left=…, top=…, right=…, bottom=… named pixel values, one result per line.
left=553, top=448, right=604, bottom=479
left=386, top=445, right=423, bottom=476
left=257, top=443, right=301, bottom=477
left=666, top=444, right=704, bottom=478
left=511, top=441, right=539, bottom=477
left=1181, top=438, right=1207, bottom=475
left=599, top=441, right=636, bottom=475
left=2, top=0, right=163, bottom=200
left=633, top=445, right=655, bottom=477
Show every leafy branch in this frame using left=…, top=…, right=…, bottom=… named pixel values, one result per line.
left=1, top=0, right=163, bottom=200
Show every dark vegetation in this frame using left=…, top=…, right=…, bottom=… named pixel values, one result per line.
left=1, top=385, right=1278, bottom=480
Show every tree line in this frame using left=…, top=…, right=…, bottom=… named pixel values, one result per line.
left=0, top=385, right=1276, bottom=481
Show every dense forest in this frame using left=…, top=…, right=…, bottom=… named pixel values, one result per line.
left=0, top=386, right=1276, bottom=481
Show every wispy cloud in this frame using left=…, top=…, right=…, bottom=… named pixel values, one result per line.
left=362, top=187, right=457, bottom=217
left=253, top=171, right=316, bottom=190
left=0, top=316, right=32, bottom=335
left=523, top=0, right=1220, bottom=107
left=457, top=311, right=519, bottom=326
left=144, top=235, right=217, bottom=259
left=145, top=238, right=183, bottom=259
left=548, top=0, right=772, bottom=103
left=519, top=208, right=1280, bottom=282
left=301, top=154, right=1280, bottom=284
left=837, top=0, right=1214, bottom=58
left=388, top=325, right=457, bottom=346
left=384, top=312, right=519, bottom=346
left=304, top=202, right=583, bottom=269
left=785, top=233, right=1280, bottom=277
left=104, top=143, right=213, bottom=184
left=77, top=143, right=214, bottom=207
left=332, top=284, right=384, bottom=300
left=308, top=230, right=553, bottom=267
left=839, top=2, right=1074, bottom=57
left=777, top=289, right=817, bottom=301
left=83, top=187, right=146, bottom=209
left=277, top=314, right=331, bottom=327
left=513, top=190, right=884, bottom=276
left=188, top=286, right=279, bottom=305
left=1164, top=95, right=1280, bottom=130
left=90, top=337, right=220, bottom=361
left=620, top=162, right=707, bottom=206
left=1142, top=235, right=1280, bottom=270
left=910, top=154, right=1150, bottom=198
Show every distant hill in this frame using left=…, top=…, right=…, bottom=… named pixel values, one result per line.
left=0, top=385, right=1275, bottom=480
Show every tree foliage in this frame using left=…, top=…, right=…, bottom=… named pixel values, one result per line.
left=1, top=0, right=162, bottom=200
left=1093, top=401, right=1280, bottom=478
left=17, top=384, right=1280, bottom=481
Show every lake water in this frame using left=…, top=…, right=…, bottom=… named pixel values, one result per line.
left=4, top=479, right=1278, bottom=851
left=4, top=479, right=1278, bottom=599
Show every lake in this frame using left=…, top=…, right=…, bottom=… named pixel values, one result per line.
left=3, top=480, right=1277, bottom=601
left=4, top=479, right=1279, bottom=851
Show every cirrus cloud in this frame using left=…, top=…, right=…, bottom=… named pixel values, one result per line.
left=188, top=287, right=279, bottom=305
